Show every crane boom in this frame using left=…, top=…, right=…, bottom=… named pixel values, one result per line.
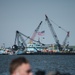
left=12, top=31, right=27, bottom=50
left=62, top=31, right=70, bottom=50
left=29, top=21, right=42, bottom=44
left=18, top=31, right=44, bottom=45
left=45, top=15, right=62, bottom=50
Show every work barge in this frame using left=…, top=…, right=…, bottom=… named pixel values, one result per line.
left=0, top=15, right=75, bottom=55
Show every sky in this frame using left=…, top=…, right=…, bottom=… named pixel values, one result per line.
left=0, top=0, right=75, bottom=47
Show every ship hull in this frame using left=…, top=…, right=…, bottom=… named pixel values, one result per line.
left=18, top=52, right=75, bottom=55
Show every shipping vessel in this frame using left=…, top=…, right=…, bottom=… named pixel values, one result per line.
left=0, top=15, right=75, bottom=55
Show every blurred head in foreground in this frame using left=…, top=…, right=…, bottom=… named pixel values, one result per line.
left=9, top=57, right=33, bottom=75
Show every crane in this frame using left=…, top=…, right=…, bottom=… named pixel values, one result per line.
left=12, top=31, right=27, bottom=51
left=62, top=31, right=70, bottom=50
left=45, top=15, right=62, bottom=50
left=50, top=19, right=70, bottom=50
left=29, top=21, right=42, bottom=44
left=12, top=30, right=44, bottom=51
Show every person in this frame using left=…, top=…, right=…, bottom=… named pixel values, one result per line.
left=9, top=57, right=33, bottom=75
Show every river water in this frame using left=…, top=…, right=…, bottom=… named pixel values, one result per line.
left=0, top=55, right=75, bottom=75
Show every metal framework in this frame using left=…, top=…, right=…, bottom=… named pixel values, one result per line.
left=45, top=15, right=62, bottom=50
left=29, top=21, right=42, bottom=44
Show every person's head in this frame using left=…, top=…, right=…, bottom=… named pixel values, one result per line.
left=9, top=57, right=33, bottom=75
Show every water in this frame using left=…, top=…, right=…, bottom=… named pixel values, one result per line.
left=0, top=55, right=75, bottom=75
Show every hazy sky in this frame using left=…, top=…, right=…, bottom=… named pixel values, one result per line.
left=0, top=0, right=75, bottom=47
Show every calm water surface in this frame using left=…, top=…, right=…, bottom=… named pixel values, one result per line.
left=0, top=55, right=75, bottom=75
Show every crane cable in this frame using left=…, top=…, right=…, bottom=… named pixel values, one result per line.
left=49, top=18, right=70, bottom=45
left=49, top=18, right=68, bottom=32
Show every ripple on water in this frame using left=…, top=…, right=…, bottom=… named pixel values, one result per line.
left=0, top=55, right=75, bottom=75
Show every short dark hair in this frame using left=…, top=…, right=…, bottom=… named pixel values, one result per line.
left=9, top=57, right=29, bottom=75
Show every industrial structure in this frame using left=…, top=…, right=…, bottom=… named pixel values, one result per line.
left=29, top=21, right=42, bottom=44
left=45, top=15, right=70, bottom=51
left=11, top=15, right=73, bottom=54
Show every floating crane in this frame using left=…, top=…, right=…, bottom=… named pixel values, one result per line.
left=45, top=15, right=70, bottom=50
left=52, top=20, right=70, bottom=50
left=12, top=30, right=44, bottom=51
left=45, top=15, right=62, bottom=50
left=29, top=21, right=42, bottom=44
left=12, top=31, right=27, bottom=51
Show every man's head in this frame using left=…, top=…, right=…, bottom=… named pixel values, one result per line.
left=9, top=57, right=33, bottom=75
